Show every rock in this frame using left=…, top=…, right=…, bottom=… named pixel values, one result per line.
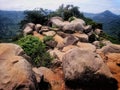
left=57, top=31, right=69, bottom=38
left=64, top=35, right=78, bottom=46
left=45, top=40, right=57, bottom=48
left=62, top=45, right=78, bottom=52
left=62, top=48, right=118, bottom=89
left=77, top=42, right=96, bottom=52
left=94, top=28, right=102, bottom=35
left=49, top=48, right=65, bottom=61
left=23, top=23, right=35, bottom=35
left=0, top=43, right=37, bottom=90
left=53, top=34, right=65, bottom=49
left=97, top=44, right=120, bottom=88
left=93, top=41, right=101, bottom=49
left=63, top=19, right=85, bottom=33
left=102, top=53, right=120, bottom=89
left=35, top=24, right=42, bottom=32
left=39, top=26, right=50, bottom=34
left=36, top=67, right=65, bottom=90
left=50, top=16, right=64, bottom=28
left=73, top=33, right=88, bottom=42
left=83, top=25, right=92, bottom=34
left=43, top=31, right=56, bottom=36
left=32, top=67, right=43, bottom=84
left=33, top=31, right=44, bottom=41
left=97, top=44, right=120, bottom=54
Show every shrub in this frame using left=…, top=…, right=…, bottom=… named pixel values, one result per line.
left=16, top=35, right=53, bottom=67
left=43, top=36, right=54, bottom=42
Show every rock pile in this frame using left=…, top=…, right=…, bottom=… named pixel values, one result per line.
left=1, top=17, right=120, bottom=90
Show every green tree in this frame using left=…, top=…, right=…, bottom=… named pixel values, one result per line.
left=20, top=8, right=50, bottom=28
left=16, top=35, right=53, bottom=67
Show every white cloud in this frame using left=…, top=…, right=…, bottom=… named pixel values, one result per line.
left=0, top=0, right=120, bottom=14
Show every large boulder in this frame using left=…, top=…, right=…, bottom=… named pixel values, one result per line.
left=50, top=16, right=64, bottom=28
left=63, top=19, right=85, bottom=33
left=63, top=35, right=78, bottom=46
left=23, top=23, right=35, bottom=35
left=0, top=43, right=38, bottom=90
left=62, top=48, right=118, bottom=89
left=73, top=33, right=88, bottom=42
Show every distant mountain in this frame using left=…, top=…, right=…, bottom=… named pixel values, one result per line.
left=0, top=10, right=24, bottom=40
left=84, top=10, right=120, bottom=38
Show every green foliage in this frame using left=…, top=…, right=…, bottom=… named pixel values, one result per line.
left=99, top=32, right=120, bottom=44
left=20, top=8, right=50, bottom=28
left=16, top=35, right=53, bottom=67
left=43, top=36, right=54, bottom=42
left=68, top=16, right=76, bottom=22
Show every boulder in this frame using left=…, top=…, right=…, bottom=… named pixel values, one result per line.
left=0, top=43, right=38, bottom=90
left=49, top=48, right=65, bottom=61
left=62, top=48, right=118, bottom=89
left=64, top=35, right=78, bottom=46
left=33, top=31, right=44, bottom=41
left=83, top=25, right=92, bottom=34
left=57, top=31, right=69, bottom=38
left=53, top=34, right=65, bottom=49
left=97, top=44, right=120, bottom=54
left=35, top=24, right=42, bottom=32
left=43, top=31, right=56, bottom=36
left=63, top=19, right=85, bottom=33
left=23, top=23, right=35, bottom=35
left=94, top=29, right=102, bottom=35
left=77, top=42, right=96, bottom=52
left=50, top=16, right=64, bottom=28
left=62, top=45, right=78, bottom=52
left=73, top=33, right=88, bottom=42
left=36, top=67, right=65, bottom=90
left=45, top=40, right=57, bottom=48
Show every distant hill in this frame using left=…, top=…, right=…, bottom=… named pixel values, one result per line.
left=0, top=10, right=24, bottom=40
left=84, top=10, right=120, bottom=38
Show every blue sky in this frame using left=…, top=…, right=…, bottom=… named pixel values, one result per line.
left=0, top=0, right=120, bottom=14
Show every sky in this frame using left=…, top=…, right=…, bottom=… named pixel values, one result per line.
left=0, top=0, right=120, bottom=14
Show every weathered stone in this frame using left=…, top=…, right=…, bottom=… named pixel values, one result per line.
left=73, top=33, right=88, bottom=42
left=77, top=42, right=96, bottom=52
left=35, top=24, right=42, bottom=32
left=37, top=67, right=65, bottom=90
left=64, top=35, right=79, bottom=46
left=23, top=23, right=35, bottom=35
left=62, top=48, right=117, bottom=89
left=33, top=31, right=44, bottom=41
left=0, top=43, right=37, bottom=90
left=43, top=31, right=56, bottom=36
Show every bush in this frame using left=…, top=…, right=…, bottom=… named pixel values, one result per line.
left=16, top=35, right=53, bottom=67
left=43, top=36, right=54, bottom=42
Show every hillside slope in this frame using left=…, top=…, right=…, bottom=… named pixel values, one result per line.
left=0, top=11, right=24, bottom=40
left=84, top=10, right=120, bottom=38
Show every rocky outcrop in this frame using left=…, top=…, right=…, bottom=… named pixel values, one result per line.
left=0, top=43, right=38, bottom=90
left=62, top=48, right=118, bottom=89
